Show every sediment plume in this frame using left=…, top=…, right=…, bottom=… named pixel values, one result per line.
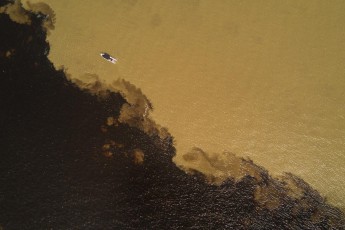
left=25, top=1, right=56, bottom=34
left=74, top=73, right=172, bottom=141
left=1, top=1, right=344, bottom=229
left=0, top=0, right=31, bottom=24
left=179, top=147, right=339, bottom=212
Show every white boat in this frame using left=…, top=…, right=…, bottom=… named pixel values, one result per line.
left=100, top=52, right=117, bottom=64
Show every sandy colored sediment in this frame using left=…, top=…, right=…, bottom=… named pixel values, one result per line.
left=25, top=0, right=345, bottom=210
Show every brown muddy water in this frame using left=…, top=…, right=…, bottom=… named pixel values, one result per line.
left=26, top=0, right=345, bottom=210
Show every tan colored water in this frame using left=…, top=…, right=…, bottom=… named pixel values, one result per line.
left=27, top=0, right=345, bottom=209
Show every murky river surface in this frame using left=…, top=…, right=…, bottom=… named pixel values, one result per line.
left=27, top=0, right=345, bottom=209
